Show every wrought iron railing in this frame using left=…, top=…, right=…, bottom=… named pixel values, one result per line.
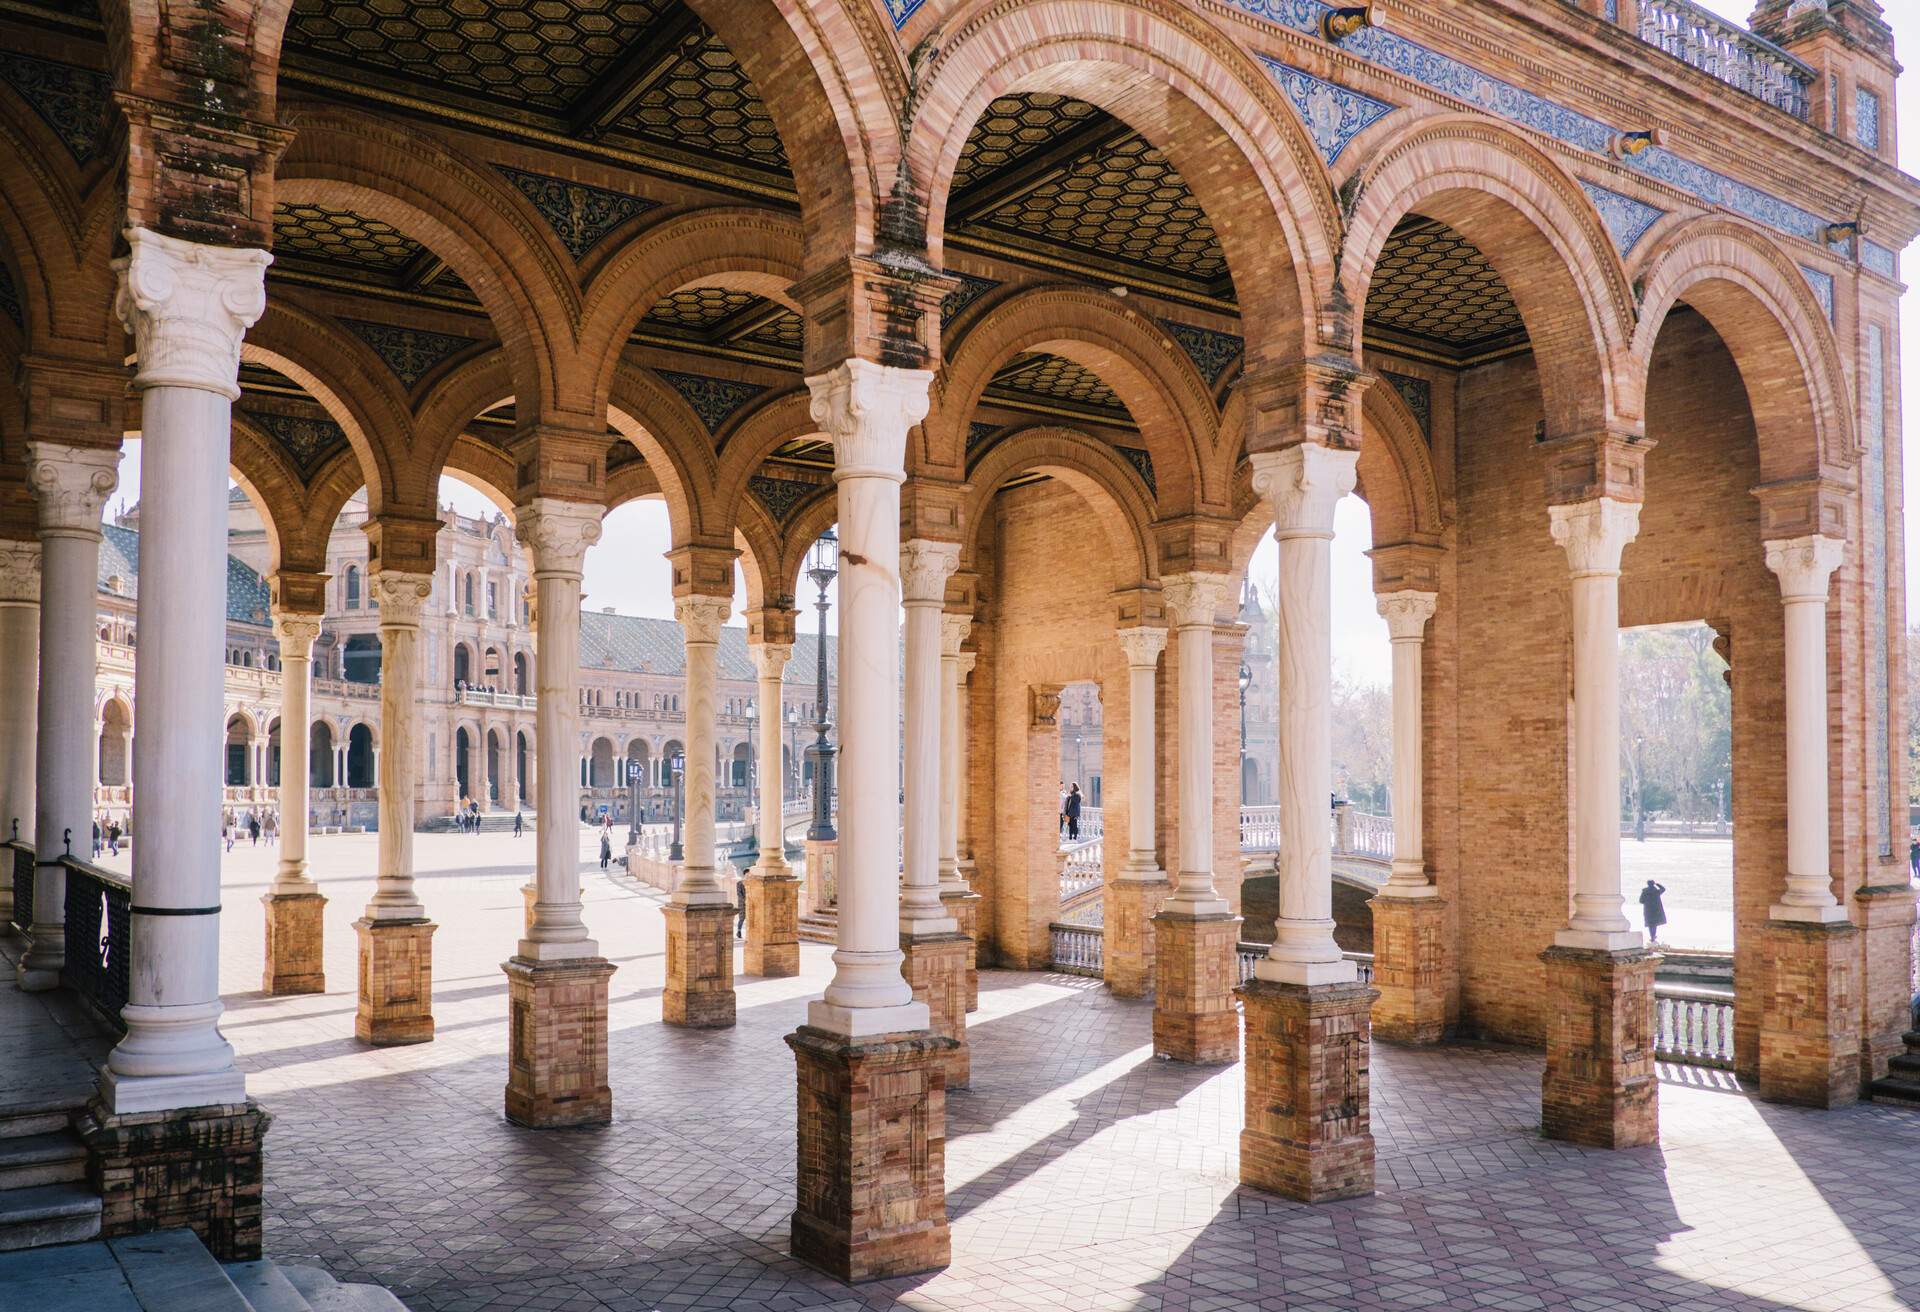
left=1654, top=984, right=1735, bottom=1069
left=59, top=856, right=130, bottom=1035
left=1636, top=0, right=1814, bottom=121
left=6, top=834, right=32, bottom=935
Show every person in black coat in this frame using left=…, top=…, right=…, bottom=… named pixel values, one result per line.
left=1638, top=879, right=1668, bottom=943
left=735, top=875, right=747, bottom=939
left=1064, top=782, right=1082, bottom=842
left=599, top=831, right=612, bottom=870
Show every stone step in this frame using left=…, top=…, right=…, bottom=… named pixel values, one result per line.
left=110, top=1230, right=256, bottom=1311
left=281, top=1262, right=409, bottom=1310
left=0, top=1128, right=87, bottom=1189
left=0, top=1095, right=86, bottom=1140
left=1886, top=1051, right=1920, bottom=1075
left=0, top=1181, right=101, bottom=1251
left=797, top=913, right=837, bottom=944
left=1869, top=1076, right=1920, bottom=1106
left=224, top=1258, right=321, bottom=1312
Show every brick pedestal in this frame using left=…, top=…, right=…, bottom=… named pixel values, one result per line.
left=1237, top=979, right=1377, bottom=1201
left=1151, top=911, right=1241, bottom=1063
left=504, top=956, right=615, bottom=1127
left=787, top=1026, right=957, bottom=1282
left=354, top=918, right=436, bottom=1046
left=261, top=892, right=325, bottom=995
left=901, top=933, right=970, bottom=1089
left=76, top=1098, right=270, bottom=1261
left=1105, top=876, right=1166, bottom=999
left=664, top=903, right=735, bottom=1027
left=940, top=887, right=983, bottom=1012
left=1539, top=946, right=1658, bottom=1148
left=1759, top=919, right=1861, bottom=1108
left=745, top=872, right=801, bottom=977
left=1369, top=895, right=1447, bottom=1044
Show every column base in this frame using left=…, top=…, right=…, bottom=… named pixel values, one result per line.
left=664, top=903, right=735, bottom=1028
left=1759, top=918, right=1861, bottom=1108
left=504, top=956, right=615, bottom=1127
left=75, top=1097, right=270, bottom=1261
left=1105, top=875, right=1167, bottom=999
left=1539, top=946, right=1659, bottom=1148
left=1237, top=979, right=1377, bottom=1202
left=354, top=918, right=436, bottom=1047
left=939, top=888, right=982, bottom=1012
left=1151, top=911, right=1241, bottom=1064
left=787, top=1025, right=956, bottom=1282
left=521, top=883, right=537, bottom=937
left=15, top=924, right=63, bottom=992
left=261, top=892, right=326, bottom=995
left=1368, top=893, right=1448, bottom=1044
left=744, top=872, right=801, bottom=978
left=901, top=933, right=970, bottom=1089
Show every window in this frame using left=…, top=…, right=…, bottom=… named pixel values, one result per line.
left=344, top=565, right=361, bottom=609
left=487, top=581, right=498, bottom=619
left=464, top=573, right=475, bottom=616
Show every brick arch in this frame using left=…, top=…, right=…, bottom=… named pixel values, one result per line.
left=962, top=427, right=1157, bottom=588
left=576, top=207, right=805, bottom=417
left=1342, top=116, right=1636, bottom=440
left=711, top=389, right=824, bottom=541
left=1628, top=217, right=1853, bottom=482
left=442, top=437, right=520, bottom=513
left=276, top=109, right=573, bottom=422
left=413, top=350, right=513, bottom=501
left=223, top=430, right=294, bottom=572
left=0, top=94, right=121, bottom=352
left=609, top=362, right=720, bottom=546
left=605, top=458, right=665, bottom=511
left=929, top=284, right=1219, bottom=513
left=241, top=310, right=401, bottom=512
left=733, top=516, right=778, bottom=619
left=907, top=0, right=1336, bottom=367
left=781, top=491, right=842, bottom=599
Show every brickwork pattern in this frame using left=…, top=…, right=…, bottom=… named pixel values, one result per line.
left=78, top=1098, right=270, bottom=1262
left=1759, top=919, right=1862, bottom=1107
left=261, top=892, right=325, bottom=995
left=743, top=872, right=799, bottom=977
left=900, top=932, right=971, bottom=1088
left=663, top=903, right=736, bottom=1028
left=354, top=918, right=436, bottom=1046
left=1539, top=946, right=1660, bottom=1148
left=1238, top=979, right=1378, bottom=1202
left=1370, top=894, right=1449, bottom=1043
left=940, top=887, right=982, bottom=1010
left=1103, top=875, right=1165, bottom=998
left=503, top=956, right=614, bottom=1127
left=1151, top=911, right=1241, bottom=1064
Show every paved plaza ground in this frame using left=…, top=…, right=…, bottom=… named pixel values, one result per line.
left=1619, top=838, right=1734, bottom=951
left=87, top=830, right=1920, bottom=1310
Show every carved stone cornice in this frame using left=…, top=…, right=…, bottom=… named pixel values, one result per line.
left=805, top=359, right=933, bottom=482
left=1240, top=358, right=1371, bottom=454
left=113, top=227, right=270, bottom=399
left=749, top=642, right=792, bottom=680
left=26, top=442, right=118, bottom=537
left=745, top=604, right=798, bottom=647
left=1764, top=534, right=1847, bottom=602
left=1376, top=590, right=1439, bottom=641
left=515, top=497, right=604, bottom=578
left=957, top=651, right=977, bottom=677
left=1030, top=685, right=1062, bottom=728
left=940, top=613, right=972, bottom=656
left=901, top=539, right=960, bottom=604
left=665, top=542, right=738, bottom=599
left=369, top=570, right=435, bottom=628
left=269, top=569, right=330, bottom=619
left=1252, top=444, right=1359, bottom=538
left=1160, top=571, right=1229, bottom=631
left=1539, top=429, right=1650, bottom=508
left=1117, top=625, right=1170, bottom=668
left=0, top=539, right=41, bottom=604
left=675, top=594, right=731, bottom=645
left=1548, top=498, right=1642, bottom=578
left=271, top=611, right=323, bottom=654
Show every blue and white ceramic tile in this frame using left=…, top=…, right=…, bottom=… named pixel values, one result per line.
left=1862, top=241, right=1898, bottom=280
left=1864, top=324, right=1892, bottom=857
left=1581, top=182, right=1665, bottom=255
left=1855, top=87, right=1881, bottom=152
left=1799, top=266, right=1835, bottom=323
left=1254, top=57, right=1396, bottom=165
left=885, top=0, right=925, bottom=31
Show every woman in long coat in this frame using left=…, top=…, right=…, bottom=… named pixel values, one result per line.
left=1638, top=879, right=1668, bottom=943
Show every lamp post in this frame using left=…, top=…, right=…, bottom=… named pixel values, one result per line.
left=626, top=753, right=641, bottom=846
left=1238, top=660, right=1252, bottom=803
left=804, top=529, right=838, bottom=842
left=742, top=700, right=759, bottom=863
left=669, top=751, right=685, bottom=863
left=1632, top=732, right=1647, bottom=843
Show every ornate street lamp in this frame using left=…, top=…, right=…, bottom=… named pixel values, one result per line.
left=626, top=750, right=642, bottom=847
left=805, top=529, right=838, bottom=842
left=741, top=699, right=759, bottom=863
left=1238, top=661, right=1253, bottom=803
left=669, top=750, right=685, bottom=863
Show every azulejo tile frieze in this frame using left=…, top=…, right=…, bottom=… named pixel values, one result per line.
left=494, top=166, right=657, bottom=262
left=1380, top=371, right=1432, bottom=439
left=1798, top=265, right=1835, bottom=322
left=965, top=422, right=1001, bottom=458
left=1861, top=241, right=1898, bottom=280
left=1579, top=182, right=1666, bottom=256
left=1254, top=57, right=1396, bottom=166
left=747, top=474, right=822, bottom=525
left=241, top=409, right=351, bottom=479
left=0, top=50, right=109, bottom=166
left=1160, top=320, right=1245, bottom=387
left=885, top=0, right=926, bottom=31
left=1114, top=445, right=1158, bottom=497
left=942, top=273, right=1000, bottom=327
left=341, top=319, right=480, bottom=389
left=655, top=368, right=768, bottom=435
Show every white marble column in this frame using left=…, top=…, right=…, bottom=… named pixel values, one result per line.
left=516, top=499, right=603, bottom=955
left=901, top=540, right=960, bottom=935
left=1376, top=591, right=1438, bottom=896
left=805, top=359, right=933, bottom=1036
left=1549, top=498, right=1643, bottom=950
left=674, top=594, right=731, bottom=906
left=101, top=227, right=268, bottom=1109
left=1116, top=626, right=1169, bottom=879
left=1159, top=574, right=1229, bottom=917
left=752, top=642, right=791, bottom=873
left=937, top=616, right=971, bottom=895
left=363, top=571, right=434, bottom=921
left=1252, top=444, right=1361, bottom=984
left=0, top=540, right=40, bottom=849
left=18, top=444, right=119, bottom=990
left=272, top=613, right=320, bottom=891
left=1764, top=534, right=1848, bottom=922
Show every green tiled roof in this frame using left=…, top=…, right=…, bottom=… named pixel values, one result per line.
left=98, top=523, right=273, bottom=628
left=578, top=610, right=837, bottom=684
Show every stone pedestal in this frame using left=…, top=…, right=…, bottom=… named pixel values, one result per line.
left=1539, top=946, right=1658, bottom=1148
left=1238, top=979, right=1377, bottom=1202
left=664, top=903, right=735, bottom=1028
left=901, top=933, right=970, bottom=1089
left=745, top=872, right=800, bottom=977
left=803, top=838, right=838, bottom=914
left=261, top=892, right=325, bottom=996
left=354, top=918, right=436, bottom=1046
left=76, top=1097, right=270, bottom=1261
left=787, top=1026, right=956, bottom=1282
left=1105, top=876, right=1166, bottom=999
left=504, top=957, right=615, bottom=1127
left=1151, top=911, right=1241, bottom=1064
left=1369, top=894, right=1447, bottom=1044
left=939, top=886, right=982, bottom=1011
left=1759, top=919, right=1861, bottom=1108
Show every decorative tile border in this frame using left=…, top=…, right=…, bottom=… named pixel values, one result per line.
left=1159, top=320, right=1244, bottom=386
left=1380, top=371, right=1432, bottom=438
left=1798, top=266, right=1835, bottom=323
left=494, top=166, right=656, bottom=261
left=1861, top=241, right=1898, bottom=280
left=655, top=368, right=767, bottom=434
left=341, top=318, right=480, bottom=388
left=1580, top=182, right=1665, bottom=255
left=965, top=421, right=1000, bottom=456
left=747, top=473, right=822, bottom=524
left=1114, top=444, right=1158, bottom=496
left=1864, top=323, right=1892, bottom=858
left=241, top=409, right=351, bottom=479
left=1254, top=57, right=1396, bottom=166
left=0, top=50, right=109, bottom=166
left=942, top=272, right=1000, bottom=326
left=885, top=0, right=926, bottom=30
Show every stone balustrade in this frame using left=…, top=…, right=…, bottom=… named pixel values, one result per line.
left=1636, top=0, right=1814, bottom=120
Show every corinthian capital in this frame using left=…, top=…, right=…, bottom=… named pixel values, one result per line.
left=676, top=594, right=732, bottom=645
left=806, top=359, right=933, bottom=482
left=1161, top=572, right=1227, bottom=630
left=369, top=570, right=434, bottom=626
left=1250, top=444, right=1358, bottom=538
left=940, top=613, right=972, bottom=656
left=113, top=227, right=270, bottom=399
left=749, top=642, right=792, bottom=680
left=1375, top=590, right=1438, bottom=641
left=1547, top=498, right=1641, bottom=578
left=1764, top=534, right=1846, bottom=603
left=514, top=497, right=604, bottom=577
left=1116, top=625, right=1169, bottom=668
left=271, top=610, right=323, bottom=653
left=27, top=442, right=119, bottom=536
left=900, top=539, right=960, bottom=604
left=0, top=538, right=41, bottom=603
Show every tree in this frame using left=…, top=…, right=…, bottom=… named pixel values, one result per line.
left=1619, top=623, right=1731, bottom=830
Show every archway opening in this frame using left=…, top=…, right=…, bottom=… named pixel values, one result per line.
left=346, top=724, right=376, bottom=788
left=99, top=700, right=132, bottom=788
left=311, top=722, right=335, bottom=789
left=455, top=726, right=472, bottom=802
left=225, top=715, right=254, bottom=787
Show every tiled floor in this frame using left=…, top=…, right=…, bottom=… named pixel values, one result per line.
left=45, top=833, right=1920, bottom=1309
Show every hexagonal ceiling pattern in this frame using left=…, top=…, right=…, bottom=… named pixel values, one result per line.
left=984, top=353, right=1132, bottom=424
left=271, top=203, right=477, bottom=302
left=1368, top=218, right=1527, bottom=360
left=635, top=286, right=802, bottom=363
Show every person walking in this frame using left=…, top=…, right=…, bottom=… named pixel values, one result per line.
left=106, top=821, right=121, bottom=857
left=1065, top=782, right=1083, bottom=842
left=1058, top=781, right=1069, bottom=838
left=248, top=813, right=261, bottom=846
left=735, top=873, right=747, bottom=939
left=92, top=818, right=102, bottom=859
left=1638, top=878, right=1668, bottom=944
left=513, top=810, right=524, bottom=838
left=599, top=830, right=612, bottom=871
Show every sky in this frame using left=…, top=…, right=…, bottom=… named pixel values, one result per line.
left=109, top=0, right=1918, bottom=682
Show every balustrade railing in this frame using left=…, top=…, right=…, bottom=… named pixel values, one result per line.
left=1233, top=943, right=1373, bottom=986
left=59, top=856, right=130, bottom=1035
left=313, top=676, right=379, bottom=700
left=6, top=837, right=32, bottom=935
left=1048, top=923, right=1104, bottom=976
left=1078, top=806, right=1103, bottom=839
left=1345, top=810, right=1394, bottom=860
left=1241, top=803, right=1394, bottom=859
left=458, top=688, right=536, bottom=710
left=1654, top=984, right=1735, bottom=1069
left=1240, top=804, right=1282, bottom=850
left=1636, top=0, right=1813, bottom=121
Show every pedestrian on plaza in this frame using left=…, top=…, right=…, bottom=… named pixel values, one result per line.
left=599, top=830, right=612, bottom=870
left=1638, top=878, right=1668, bottom=943
left=223, top=819, right=234, bottom=853
left=1064, top=782, right=1082, bottom=842
left=249, top=813, right=260, bottom=846
left=1909, top=829, right=1918, bottom=881
left=107, top=821, right=121, bottom=857
left=513, top=811, right=524, bottom=838
left=1058, top=780, right=1068, bottom=837
left=92, top=818, right=102, bottom=859
left=470, top=801, right=481, bottom=833
left=735, top=874, right=747, bottom=939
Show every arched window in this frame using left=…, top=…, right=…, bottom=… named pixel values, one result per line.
left=514, top=651, right=529, bottom=696
left=345, top=564, right=361, bottom=609
left=464, top=573, right=475, bottom=616
left=346, top=724, right=375, bottom=788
